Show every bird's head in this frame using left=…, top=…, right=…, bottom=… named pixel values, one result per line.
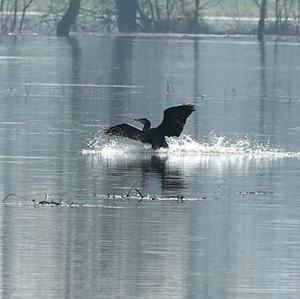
left=134, top=118, right=151, bottom=131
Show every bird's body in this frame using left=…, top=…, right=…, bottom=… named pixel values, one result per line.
left=105, top=104, right=195, bottom=149
left=141, top=127, right=169, bottom=149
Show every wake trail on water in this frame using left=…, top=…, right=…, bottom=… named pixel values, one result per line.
left=82, top=134, right=300, bottom=159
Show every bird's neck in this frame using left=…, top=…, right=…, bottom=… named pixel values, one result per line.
left=142, top=120, right=151, bottom=132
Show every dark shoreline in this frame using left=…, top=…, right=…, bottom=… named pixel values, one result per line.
left=1, top=13, right=300, bottom=36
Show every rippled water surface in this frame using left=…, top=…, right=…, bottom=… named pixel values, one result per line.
left=1, top=34, right=300, bottom=298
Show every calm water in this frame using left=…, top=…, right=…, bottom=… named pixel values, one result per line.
left=1, top=34, right=300, bottom=298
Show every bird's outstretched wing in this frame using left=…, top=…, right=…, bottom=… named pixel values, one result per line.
left=156, top=104, right=195, bottom=137
left=105, top=123, right=142, bottom=141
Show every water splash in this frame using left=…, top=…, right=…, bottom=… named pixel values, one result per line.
left=163, top=135, right=299, bottom=158
left=82, top=138, right=147, bottom=158
left=82, top=134, right=300, bottom=159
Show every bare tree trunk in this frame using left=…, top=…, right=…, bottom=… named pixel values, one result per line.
left=116, top=0, right=137, bottom=32
left=2, top=0, right=10, bottom=32
left=19, top=0, right=33, bottom=32
left=258, top=0, right=267, bottom=42
left=57, top=0, right=81, bottom=37
left=155, top=0, right=161, bottom=21
left=147, top=0, right=155, bottom=22
left=283, top=0, right=288, bottom=29
left=0, top=0, right=4, bottom=31
left=193, top=0, right=200, bottom=31
left=49, top=0, right=53, bottom=13
left=275, top=0, right=280, bottom=33
left=11, top=0, right=18, bottom=32
left=179, top=0, right=189, bottom=20
left=166, top=0, right=170, bottom=31
left=136, top=2, right=151, bottom=31
left=298, top=0, right=300, bottom=33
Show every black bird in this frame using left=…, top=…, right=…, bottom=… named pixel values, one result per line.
left=105, top=104, right=195, bottom=149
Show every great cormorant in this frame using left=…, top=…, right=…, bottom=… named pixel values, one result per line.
left=105, top=104, right=195, bottom=149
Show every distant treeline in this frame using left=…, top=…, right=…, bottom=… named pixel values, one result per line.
left=1, top=0, right=300, bottom=35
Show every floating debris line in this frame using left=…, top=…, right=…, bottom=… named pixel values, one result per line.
left=2, top=176, right=275, bottom=208
left=3, top=193, right=63, bottom=206
left=1, top=191, right=207, bottom=207
left=238, top=191, right=274, bottom=195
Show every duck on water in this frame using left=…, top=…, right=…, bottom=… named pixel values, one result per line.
left=105, top=104, right=195, bottom=149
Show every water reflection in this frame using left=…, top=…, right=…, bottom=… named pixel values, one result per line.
left=68, top=36, right=81, bottom=85
left=2, top=189, right=300, bottom=298
left=103, top=154, right=185, bottom=192
left=89, top=135, right=295, bottom=199
left=109, top=36, right=134, bottom=125
left=1, top=35, right=300, bottom=298
left=259, top=41, right=266, bottom=138
left=192, top=38, right=200, bottom=137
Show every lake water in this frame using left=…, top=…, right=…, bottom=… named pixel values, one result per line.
left=0, top=33, right=300, bottom=298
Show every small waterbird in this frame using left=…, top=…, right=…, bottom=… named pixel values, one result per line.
left=105, top=104, right=195, bottom=149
